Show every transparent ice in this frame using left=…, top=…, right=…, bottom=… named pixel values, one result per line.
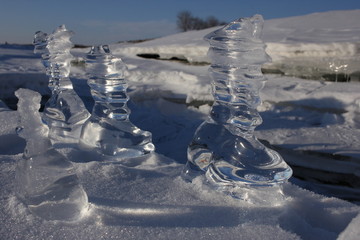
left=183, top=15, right=292, bottom=192
left=79, top=45, right=155, bottom=158
left=15, top=88, right=88, bottom=221
left=33, top=25, right=90, bottom=146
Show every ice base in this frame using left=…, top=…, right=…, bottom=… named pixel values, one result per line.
left=184, top=121, right=293, bottom=188
left=79, top=118, right=155, bottom=158
left=16, top=147, right=89, bottom=221
left=185, top=172, right=288, bottom=206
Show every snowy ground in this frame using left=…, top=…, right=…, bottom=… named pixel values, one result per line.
left=1, top=10, right=360, bottom=240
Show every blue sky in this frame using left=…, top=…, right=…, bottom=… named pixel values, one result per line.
left=1, top=0, right=359, bottom=45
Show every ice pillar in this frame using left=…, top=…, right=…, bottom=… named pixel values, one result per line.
left=33, top=25, right=90, bottom=146
left=15, top=88, right=88, bottom=221
left=183, top=15, right=292, bottom=192
left=79, top=45, right=155, bottom=158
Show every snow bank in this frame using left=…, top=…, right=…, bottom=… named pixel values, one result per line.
left=112, top=27, right=213, bottom=63
left=112, top=10, right=360, bottom=79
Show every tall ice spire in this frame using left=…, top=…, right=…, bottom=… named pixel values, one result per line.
left=79, top=45, right=155, bottom=158
left=33, top=25, right=90, bottom=146
left=183, top=15, right=292, bottom=199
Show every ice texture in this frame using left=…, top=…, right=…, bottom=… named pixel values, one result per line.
left=33, top=25, right=90, bottom=146
left=14, top=88, right=88, bottom=221
left=79, top=45, right=155, bottom=158
left=183, top=15, right=292, bottom=197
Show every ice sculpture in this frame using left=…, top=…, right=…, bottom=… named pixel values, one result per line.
left=183, top=15, right=292, bottom=193
left=33, top=25, right=90, bottom=146
left=15, top=88, right=88, bottom=221
left=79, top=45, right=155, bottom=158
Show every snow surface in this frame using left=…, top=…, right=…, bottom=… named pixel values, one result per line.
left=1, top=10, right=360, bottom=239
left=115, top=10, right=360, bottom=78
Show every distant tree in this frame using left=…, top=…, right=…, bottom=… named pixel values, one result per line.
left=177, top=11, right=194, bottom=32
left=206, top=16, right=220, bottom=28
left=177, top=11, right=224, bottom=32
left=191, top=17, right=207, bottom=30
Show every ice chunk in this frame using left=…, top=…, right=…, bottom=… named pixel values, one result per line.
left=79, top=45, right=155, bottom=159
left=15, top=88, right=88, bottom=221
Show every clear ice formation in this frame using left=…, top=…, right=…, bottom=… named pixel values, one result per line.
left=33, top=25, right=90, bottom=146
left=79, top=45, right=155, bottom=158
left=15, top=88, right=88, bottom=221
left=183, top=15, right=292, bottom=190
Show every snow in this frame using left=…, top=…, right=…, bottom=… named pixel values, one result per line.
left=1, top=9, right=360, bottom=239
left=338, top=212, right=360, bottom=240
left=114, top=10, right=360, bottom=78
